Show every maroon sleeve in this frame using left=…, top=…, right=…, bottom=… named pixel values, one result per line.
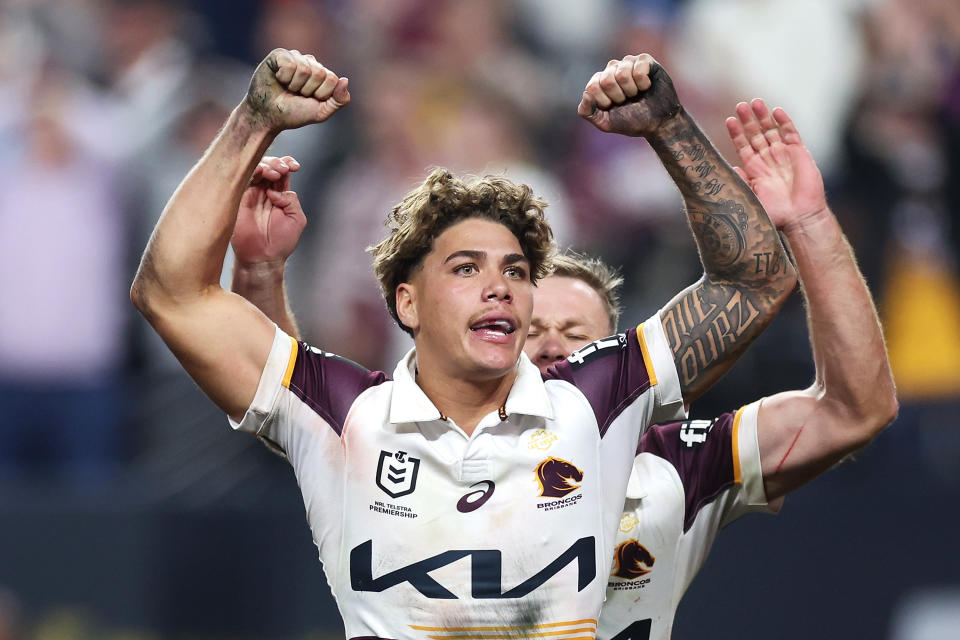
left=286, top=342, right=389, bottom=436
left=638, top=412, right=737, bottom=532
left=545, top=328, right=654, bottom=438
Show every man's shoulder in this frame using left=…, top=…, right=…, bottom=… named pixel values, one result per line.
left=543, top=326, right=664, bottom=436
left=284, top=339, right=392, bottom=434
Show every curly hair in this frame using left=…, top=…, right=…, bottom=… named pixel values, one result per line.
left=369, top=168, right=556, bottom=335
left=549, top=251, right=624, bottom=333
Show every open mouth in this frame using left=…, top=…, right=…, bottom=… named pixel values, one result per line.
left=470, top=318, right=517, bottom=336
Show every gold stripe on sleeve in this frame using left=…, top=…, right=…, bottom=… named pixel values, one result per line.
left=281, top=336, right=298, bottom=388
left=635, top=322, right=658, bottom=386
left=732, top=406, right=745, bottom=484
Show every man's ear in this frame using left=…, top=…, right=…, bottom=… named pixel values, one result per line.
left=396, top=283, right=419, bottom=331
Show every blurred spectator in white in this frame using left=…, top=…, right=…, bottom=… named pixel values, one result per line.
left=515, top=0, right=621, bottom=99
left=674, top=0, right=866, bottom=177
left=0, top=0, right=104, bottom=90
left=0, top=67, right=129, bottom=488
left=70, top=0, right=199, bottom=162
left=0, top=1, right=62, bottom=133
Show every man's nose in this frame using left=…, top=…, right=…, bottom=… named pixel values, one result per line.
left=537, top=335, right=568, bottom=364
left=483, top=273, right=512, bottom=301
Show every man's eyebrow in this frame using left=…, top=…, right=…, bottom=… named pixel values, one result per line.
left=444, top=250, right=485, bottom=264
left=502, top=253, right=528, bottom=265
left=442, top=251, right=529, bottom=265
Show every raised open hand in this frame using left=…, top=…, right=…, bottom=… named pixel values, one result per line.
left=244, top=48, right=350, bottom=132
left=577, top=54, right=682, bottom=138
left=232, top=155, right=306, bottom=266
left=726, top=99, right=826, bottom=230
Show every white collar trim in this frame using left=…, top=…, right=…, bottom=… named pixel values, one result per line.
left=388, top=350, right=554, bottom=424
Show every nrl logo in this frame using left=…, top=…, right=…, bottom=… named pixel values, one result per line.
left=619, top=512, right=639, bottom=533
left=376, top=450, right=420, bottom=499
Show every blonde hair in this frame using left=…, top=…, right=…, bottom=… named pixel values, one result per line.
left=369, top=168, right=556, bottom=335
left=549, top=251, right=624, bottom=332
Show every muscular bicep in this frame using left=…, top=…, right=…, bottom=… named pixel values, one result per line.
left=142, top=287, right=277, bottom=422
left=756, top=389, right=869, bottom=501
left=660, top=278, right=774, bottom=404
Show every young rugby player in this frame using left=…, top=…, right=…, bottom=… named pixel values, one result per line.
left=133, top=49, right=796, bottom=637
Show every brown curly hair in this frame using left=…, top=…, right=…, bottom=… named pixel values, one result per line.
left=369, top=168, right=556, bottom=335
left=549, top=251, right=624, bottom=333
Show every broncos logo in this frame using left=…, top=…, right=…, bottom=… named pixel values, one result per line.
left=535, top=457, right=584, bottom=498
left=612, top=539, right=655, bottom=579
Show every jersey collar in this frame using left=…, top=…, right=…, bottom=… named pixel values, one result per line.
left=505, top=352, right=554, bottom=420
left=388, top=349, right=554, bottom=424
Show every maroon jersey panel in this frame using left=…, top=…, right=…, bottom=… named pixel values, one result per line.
left=546, top=329, right=654, bottom=438
left=638, top=412, right=737, bottom=533
left=287, top=343, right=389, bottom=435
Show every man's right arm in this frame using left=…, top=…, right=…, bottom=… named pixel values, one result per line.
left=727, top=102, right=898, bottom=501
left=130, top=49, right=349, bottom=420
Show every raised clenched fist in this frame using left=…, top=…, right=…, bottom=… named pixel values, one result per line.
left=578, top=53, right=682, bottom=138
left=243, top=48, right=350, bottom=132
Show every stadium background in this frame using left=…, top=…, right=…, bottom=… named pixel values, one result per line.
left=0, top=0, right=958, bottom=638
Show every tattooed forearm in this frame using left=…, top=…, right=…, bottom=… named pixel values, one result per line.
left=649, top=111, right=797, bottom=400
left=649, top=114, right=793, bottom=284
left=662, top=285, right=762, bottom=389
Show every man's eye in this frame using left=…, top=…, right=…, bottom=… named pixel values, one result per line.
left=527, top=331, right=540, bottom=338
left=454, top=264, right=477, bottom=276
left=567, top=335, right=588, bottom=342
left=505, top=266, right=527, bottom=279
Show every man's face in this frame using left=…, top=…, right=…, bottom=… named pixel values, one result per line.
left=399, top=218, right=533, bottom=382
left=525, top=276, right=612, bottom=374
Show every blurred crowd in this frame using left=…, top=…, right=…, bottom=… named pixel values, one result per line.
left=0, top=0, right=959, bottom=637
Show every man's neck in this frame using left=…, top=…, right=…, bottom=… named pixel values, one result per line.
left=414, top=360, right=517, bottom=437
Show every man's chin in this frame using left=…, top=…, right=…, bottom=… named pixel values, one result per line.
left=466, top=349, right=521, bottom=380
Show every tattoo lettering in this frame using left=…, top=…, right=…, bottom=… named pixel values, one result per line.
left=682, top=142, right=706, bottom=162
left=703, top=178, right=724, bottom=196
left=662, top=287, right=761, bottom=388
left=753, top=250, right=786, bottom=275
left=692, top=160, right=714, bottom=178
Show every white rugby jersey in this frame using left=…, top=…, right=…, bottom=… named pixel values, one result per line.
left=595, top=401, right=777, bottom=640
left=232, top=316, right=685, bottom=640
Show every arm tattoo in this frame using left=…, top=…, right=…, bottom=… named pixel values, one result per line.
left=650, top=111, right=796, bottom=399
left=661, top=285, right=761, bottom=389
